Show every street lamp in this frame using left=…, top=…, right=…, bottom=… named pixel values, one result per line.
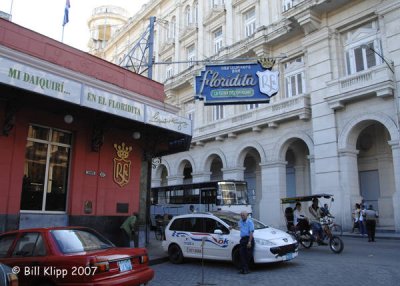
left=361, top=44, right=394, bottom=74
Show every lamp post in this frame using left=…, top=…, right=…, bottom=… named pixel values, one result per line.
left=361, top=44, right=394, bottom=74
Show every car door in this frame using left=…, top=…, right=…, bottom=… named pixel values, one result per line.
left=202, top=218, right=230, bottom=260
left=4, top=232, right=49, bottom=285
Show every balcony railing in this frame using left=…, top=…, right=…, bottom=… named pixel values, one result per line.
left=193, top=94, right=311, bottom=142
left=325, top=64, right=395, bottom=110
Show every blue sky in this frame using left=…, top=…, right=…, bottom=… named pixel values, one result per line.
left=0, top=0, right=149, bottom=51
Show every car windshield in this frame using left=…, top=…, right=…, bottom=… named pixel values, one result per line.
left=212, top=212, right=268, bottom=230
left=51, top=229, right=114, bottom=254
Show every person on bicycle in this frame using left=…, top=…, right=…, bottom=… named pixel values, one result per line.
left=308, top=198, right=327, bottom=245
left=293, top=202, right=310, bottom=234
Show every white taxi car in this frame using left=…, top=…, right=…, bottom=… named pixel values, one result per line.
left=162, top=211, right=298, bottom=267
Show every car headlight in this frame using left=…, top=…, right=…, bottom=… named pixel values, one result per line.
left=254, top=238, right=276, bottom=246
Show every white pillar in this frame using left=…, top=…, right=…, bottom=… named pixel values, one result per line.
left=338, top=148, right=360, bottom=230
left=389, top=140, right=400, bottom=232
left=167, top=175, right=184, bottom=185
left=222, top=167, right=245, bottom=181
left=191, top=172, right=211, bottom=183
left=259, top=160, right=286, bottom=229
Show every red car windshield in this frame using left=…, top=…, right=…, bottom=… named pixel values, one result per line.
left=51, top=229, right=114, bottom=254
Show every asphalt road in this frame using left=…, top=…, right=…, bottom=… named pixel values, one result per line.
left=148, top=237, right=400, bottom=286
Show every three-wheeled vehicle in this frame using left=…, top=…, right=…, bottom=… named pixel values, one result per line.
left=281, top=193, right=344, bottom=254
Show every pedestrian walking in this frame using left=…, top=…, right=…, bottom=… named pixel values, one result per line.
left=120, top=212, right=138, bottom=247
left=359, top=204, right=366, bottom=236
left=351, top=203, right=360, bottom=233
left=363, top=205, right=379, bottom=242
left=238, top=210, right=254, bottom=274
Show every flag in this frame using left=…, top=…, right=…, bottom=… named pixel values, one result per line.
left=63, top=0, right=70, bottom=26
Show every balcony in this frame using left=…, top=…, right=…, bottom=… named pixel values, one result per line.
left=325, top=64, right=395, bottom=110
left=192, top=94, right=311, bottom=143
left=282, top=0, right=353, bottom=34
left=179, top=24, right=198, bottom=43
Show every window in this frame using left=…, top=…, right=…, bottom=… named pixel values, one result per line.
left=184, top=5, right=191, bottom=27
left=165, top=58, right=173, bottom=80
left=20, top=125, right=72, bottom=212
left=284, top=56, right=305, bottom=97
left=244, top=8, right=256, bottom=37
left=168, top=17, right=176, bottom=39
left=343, top=21, right=382, bottom=75
left=209, top=0, right=224, bottom=8
left=283, top=0, right=301, bottom=12
left=12, top=232, right=45, bottom=257
left=213, top=105, right=224, bottom=121
left=187, top=45, right=196, bottom=67
left=214, top=27, right=223, bottom=54
left=0, top=234, right=17, bottom=257
left=193, top=1, right=199, bottom=24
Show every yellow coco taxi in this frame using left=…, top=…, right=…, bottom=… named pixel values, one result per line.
left=162, top=211, right=298, bottom=268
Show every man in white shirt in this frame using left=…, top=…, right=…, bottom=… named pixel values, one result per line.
left=293, top=202, right=310, bottom=234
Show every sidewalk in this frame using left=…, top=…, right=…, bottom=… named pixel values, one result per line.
left=145, top=230, right=400, bottom=265
left=146, top=234, right=169, bottom=266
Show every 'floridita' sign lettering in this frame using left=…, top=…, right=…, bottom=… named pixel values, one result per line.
left=195, top=60, right=279, bottom=105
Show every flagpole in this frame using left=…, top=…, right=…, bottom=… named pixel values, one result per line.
left=9, top=0, right=14, bottom=21
left=62, top=26, right=65, bottom=43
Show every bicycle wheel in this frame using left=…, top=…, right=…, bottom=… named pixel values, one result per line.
left=331, top=224, right=343, bottom=236
left=155, top=227, right=163, bottom=240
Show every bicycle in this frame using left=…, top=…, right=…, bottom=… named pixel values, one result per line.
left=330, top=222, right=343, bottom=236
left=154, top=219, right=165, bottom=241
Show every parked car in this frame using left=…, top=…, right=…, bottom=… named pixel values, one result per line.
left=0, top=263, right=18, bottom=286
left=162, top=211, right=298, bottom=267
left=0, top=227, right=153, bottom=286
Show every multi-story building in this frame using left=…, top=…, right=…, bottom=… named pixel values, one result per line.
left=90, top=0, right=400, bottom=232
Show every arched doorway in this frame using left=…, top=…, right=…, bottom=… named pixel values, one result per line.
left=356, top=122, right=395, bottom=227
left=209, top=156, right=223, bottom=181
left=284, top=139, right=311, bottom=198
left=243, top=150, right=261, bottom=219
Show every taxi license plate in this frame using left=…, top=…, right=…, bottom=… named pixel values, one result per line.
left=286, top=253, right=293, bottom=260
left=118, top=259, right=132, bottom=272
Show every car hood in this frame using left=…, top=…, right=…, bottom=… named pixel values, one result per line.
left=254, top=228, right=296, bottom=244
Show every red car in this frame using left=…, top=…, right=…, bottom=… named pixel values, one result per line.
left=0, top=226, right=154, bottom=286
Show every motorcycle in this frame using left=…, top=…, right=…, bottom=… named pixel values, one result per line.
left=281, top=193, right=344, bottom=254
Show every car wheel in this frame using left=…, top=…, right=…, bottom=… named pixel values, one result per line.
left=232, top=247, right=241, bottom=269
left=168, top=244, right=184, bottom=264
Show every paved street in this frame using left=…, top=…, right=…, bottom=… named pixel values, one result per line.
left=148, top=237, right=400, bottom=286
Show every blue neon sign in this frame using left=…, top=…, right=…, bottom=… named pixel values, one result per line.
left=195, top=62, right=279, bottom=105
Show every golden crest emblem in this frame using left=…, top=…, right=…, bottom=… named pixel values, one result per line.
left=113, top=142, right=132, bottom=187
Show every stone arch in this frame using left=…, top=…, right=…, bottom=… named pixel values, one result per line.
left=200, top=148, right=227, bottom=172
left=275, top=131, right=314, bottom=162
left=154, top=162, right=171, bottom=179
left=176, top=155, right=196, bottom=175
left=236, top=142, right=266, bottom=166
left=338, top=112, right=399, bottom=150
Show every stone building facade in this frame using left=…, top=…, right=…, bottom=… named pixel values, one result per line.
left=92, top=0, right=400, bottom=232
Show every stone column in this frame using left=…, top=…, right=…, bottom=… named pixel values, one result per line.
left=259, top=160, right=287, bottom=229
left=191, top=171, right=211, bottom=183
left=222, top=167, right=245, bottom=181
left=389, top=140, right=400, bottom=231
left=167, top=175, right=184, bottom=185
left=338, top=148, right=360, bottom=230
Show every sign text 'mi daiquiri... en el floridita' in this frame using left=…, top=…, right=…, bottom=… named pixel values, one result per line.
left=195, top=59, right=279, bottom=105
left=0, top=56, right=191, bottom=136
